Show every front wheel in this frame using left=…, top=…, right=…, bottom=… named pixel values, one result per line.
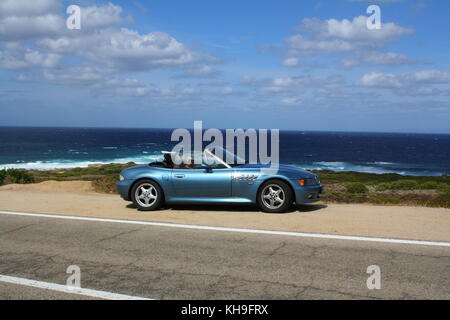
left=131, top=179, right=164, bottom=211
left=257, top=180, right=293, bottom=213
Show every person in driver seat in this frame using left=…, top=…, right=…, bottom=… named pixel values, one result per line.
left=181, top=154, right=194, bottom=169
left=171, top=153, right=193, bottom=169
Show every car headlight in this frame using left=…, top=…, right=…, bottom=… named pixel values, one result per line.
left=119, top=174, right=124, bottom=181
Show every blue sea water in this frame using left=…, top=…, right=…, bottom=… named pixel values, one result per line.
left=0, top=127, right=449, bottom=176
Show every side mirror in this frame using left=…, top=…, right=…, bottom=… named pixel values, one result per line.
left=201, top=163, right=213, bottom=173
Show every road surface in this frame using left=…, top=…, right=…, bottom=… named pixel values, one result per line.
left=0, top=212, right=449, bottom=299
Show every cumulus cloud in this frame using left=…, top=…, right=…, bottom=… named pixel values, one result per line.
left=264, top=15, right=414, bottom=68
left=0, top=0, right=63, bottom=41
left=0, top=0, right=59, bottom=17
left=43, top=66, right=110, bottom=86
left=80, top=3, right=125, bottom=30
left=0, top=0, right=225, bottom=104
left=31, top=3, right=212, bottom=72
left=0, top=1, right=126, bottom=41
left=39, top=28, right=198, bottom=71
left=0, top=43, right=61, bottom=69
left=260, top=75, right=345, bottom=93
left=287, top=16, right=413, bottom=56
left=43, top=66, right=150, bottom=96
left=359, top=70, right=450, bottom=88
left=358, top=70, right=450, bottom=95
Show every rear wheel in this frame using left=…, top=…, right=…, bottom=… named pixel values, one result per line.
left=257, top=180, right=293, bottom=213
left=131, top=179, right=163, bottom=211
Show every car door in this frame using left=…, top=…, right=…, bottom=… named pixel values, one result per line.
left=171, top=167, right=233, bottom=198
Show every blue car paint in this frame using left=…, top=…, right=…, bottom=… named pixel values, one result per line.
left=116, top=163, right=323, bottom=205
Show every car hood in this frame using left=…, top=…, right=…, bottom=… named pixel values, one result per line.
left=238, top=164, right=316, bottom=179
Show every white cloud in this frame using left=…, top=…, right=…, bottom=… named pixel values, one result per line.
left=175, top=65, right=219, bottom=78
left=281, top=97, right=303, bottom=106
left=358, top=70, right=450, bottom=95
left=0, top=43, right=61, bottom=69
left=0, top=14, right=64, bottom=42
left=80, top=3, right=125, bottom=30
left=39, top=28, right=197, bottom=71
left=359, top=72, right=404, bottom=88
left=16, top=73, right=33, bottom=82
left=341, top=51, right=424, bottom=68
left=0, top=1, right=218, bottom=75
left=0, top=1, right=126, bottom=41
left=0, top=0, right=59, bottom=18
left=43, top=66, right=109, bottom=86
left=413, top=70, right=450, bottom=83
left=260, top=75, right=345, bottom=93
left=43, top=66, right=150, bottom=96
left=282, top=57, right=299, bottom=67
left=0, top=0, right=63, bottom=41
left=286, top=16, right=413, bottom=56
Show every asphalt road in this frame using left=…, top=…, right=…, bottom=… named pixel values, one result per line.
left=0, top=213, right=449, bottom=299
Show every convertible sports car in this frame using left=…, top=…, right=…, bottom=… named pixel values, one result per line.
left=116, top=148, right=323, bottom=213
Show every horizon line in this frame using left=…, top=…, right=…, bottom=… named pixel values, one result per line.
left=0, top=125, right=450, bottom=136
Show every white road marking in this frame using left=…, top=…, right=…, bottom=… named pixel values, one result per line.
left=1, top=210, right=449, bottom=247
left=0, top=275, right=152, bottom=300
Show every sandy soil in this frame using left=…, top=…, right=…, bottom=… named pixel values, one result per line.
left=1, top=181, right=449, bottom=242
left=0, top=180, right=96, bottom=193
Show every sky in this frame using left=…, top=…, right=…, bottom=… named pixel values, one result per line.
left=0, top=0, right=449, bottom=133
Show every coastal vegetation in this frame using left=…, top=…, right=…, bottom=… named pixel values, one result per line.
left=315, top=170, right=450, bottom=208
left=1, top=164, right=449, bottom=208
left=0, top=169, right=34, bottom=185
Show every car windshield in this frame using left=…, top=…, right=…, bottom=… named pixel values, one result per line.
left=155, top=147, right=247, bottom=169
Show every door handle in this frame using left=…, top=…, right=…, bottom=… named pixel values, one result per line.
left=175, top=174, right=185, bottom=178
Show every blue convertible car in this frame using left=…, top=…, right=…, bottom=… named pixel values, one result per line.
left=116, top=148, right=323, bottom=213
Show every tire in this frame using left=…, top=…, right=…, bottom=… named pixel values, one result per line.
left=257, top=180, right=293, bottom=213
left=131, top=179, right=164, bottom=211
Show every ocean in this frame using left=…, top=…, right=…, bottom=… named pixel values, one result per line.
left=0, top=127, right=449, bottom=176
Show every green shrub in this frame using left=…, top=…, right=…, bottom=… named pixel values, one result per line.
left=420, top=181, right=448, bottom=190
left=376, top=183, right=391, bottom=191
left=0, top=169, right=35, bottom=185
left=0, top=170, right=5, bottom=185
left=390, top=180, right=419, bottom=190
left=346, top=182, right=368, bottom=194
left=377, top=179, right=420, bottom=191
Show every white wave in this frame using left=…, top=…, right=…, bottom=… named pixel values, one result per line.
left=370, top=161, right=395, bottom=165
left=0, top=155, right=164, bottom=170
left=295, top=161, right=442, bottom=176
